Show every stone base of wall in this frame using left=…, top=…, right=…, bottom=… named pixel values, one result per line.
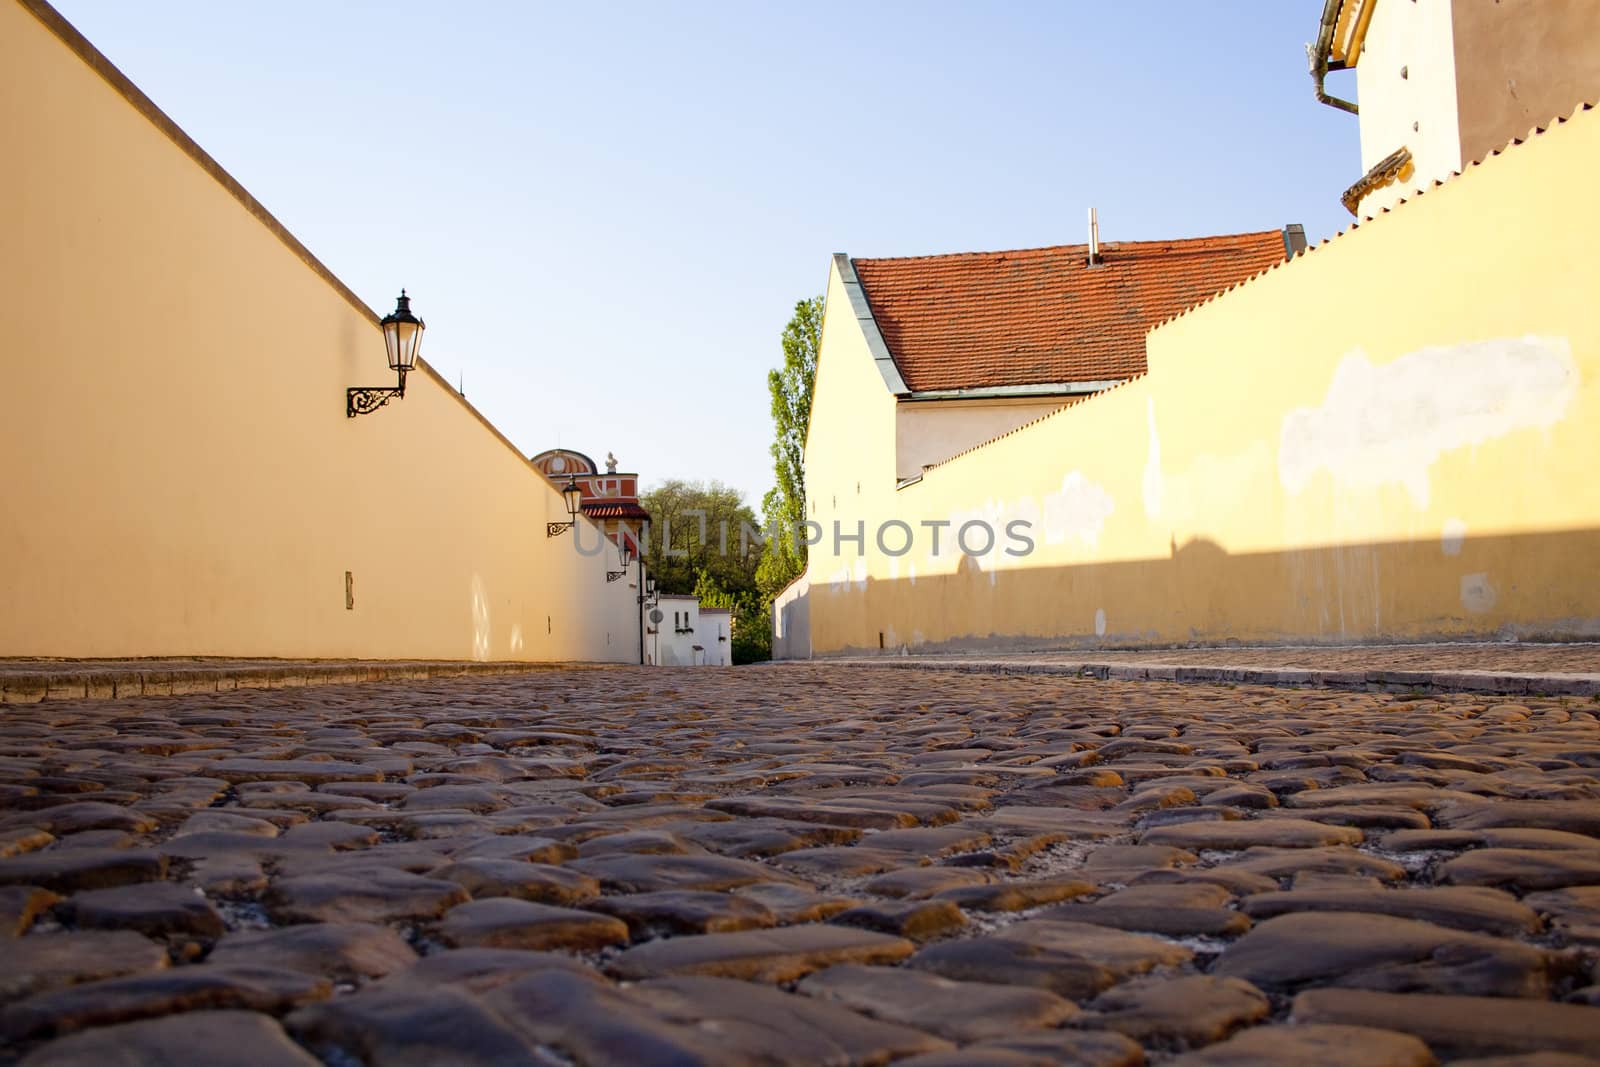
left=0, top=658, right=602, bottom=703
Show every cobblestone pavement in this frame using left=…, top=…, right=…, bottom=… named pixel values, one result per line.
left=2, top=665, right=1599, bottom=1065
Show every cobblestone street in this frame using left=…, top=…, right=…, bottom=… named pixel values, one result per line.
left=2, top=664, right=1599, bottom=1065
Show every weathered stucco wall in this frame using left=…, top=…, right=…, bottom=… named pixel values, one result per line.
left=797, top=102, right=1600, bottom=656
left=1451, top=0, right=1600, bottom=171
left=0, top=1, right=639, bottom=661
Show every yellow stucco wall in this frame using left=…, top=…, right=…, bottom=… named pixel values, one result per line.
left=1, top=1, right=639, bottom=661
left=801, top=101, right=1600, bottom=655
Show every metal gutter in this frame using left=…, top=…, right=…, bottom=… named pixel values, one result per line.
left=1309, top=0, right=1359, bottom=115
left=832, top=253, right=910, bottom=396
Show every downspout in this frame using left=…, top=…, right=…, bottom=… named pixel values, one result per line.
left=1308, top=0, right=1359, bottom=115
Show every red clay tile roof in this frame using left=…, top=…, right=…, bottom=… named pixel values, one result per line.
left=851, top=230, right=1289, bottom=393
left=581, top=502, right=651, bottom=520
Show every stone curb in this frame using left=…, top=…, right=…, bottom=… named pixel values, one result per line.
left=834, top=658, right=1600, bottom=698
left=0, top=660, right=602, bottom=704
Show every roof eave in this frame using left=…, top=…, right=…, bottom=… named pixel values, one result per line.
left=900, top=379, right=1126, bottom=402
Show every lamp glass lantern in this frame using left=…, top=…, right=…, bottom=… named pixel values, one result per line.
left=348, top=290, right=425, bottom=417
left=619, top=541, right=636, bottom=569
left=380, top=290, right=425, bottom=376
left=562, top=477, right=584, bottom=519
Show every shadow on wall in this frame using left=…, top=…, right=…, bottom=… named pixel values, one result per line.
left=808, top=526, right=1600, bottom=656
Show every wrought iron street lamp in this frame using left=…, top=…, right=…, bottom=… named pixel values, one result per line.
left=348, top=290, right=425, bottom=417
left=607, top=541, right=635, bottom=583
left=546, top=476, right=584, bottom=537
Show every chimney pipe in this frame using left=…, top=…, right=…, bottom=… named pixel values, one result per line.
left=1088, top=208, right=1102, bottom=265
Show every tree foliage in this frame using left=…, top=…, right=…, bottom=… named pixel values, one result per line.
left=638, top=480, right=771, bottom=663
left=757, top=295, right=823, bottom=599
left=639, top=479, right=761, bottom=599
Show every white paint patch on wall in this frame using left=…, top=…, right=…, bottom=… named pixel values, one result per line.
left=1142, top=397, right=1163, bottom=518
left=1461, top=572, right=1498, bottom=614
left=852, top=558, right=868, bottom=590
left=1280, top=336, right=1577, bottom=508
left=470, top=574, right=491, bottom=661
left=1042, top=472, right=1115, bottom=548
left=1094, top=608, right=1107, bottom=637
left=1441, top=518, right=1467, bottom=557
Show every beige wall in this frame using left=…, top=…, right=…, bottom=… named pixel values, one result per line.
left=771, top=573, right=811, bottom=660
left=1452, top=0, right=1600, bottom=169
left=1, top=1, right=639, bottom=662
left=894, top=398, right=1070, bottom=482
left=802, top=101, right=1600, bottom=654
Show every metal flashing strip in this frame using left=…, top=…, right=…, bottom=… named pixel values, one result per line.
left=833, top=253, right=910, bottom=396
left=901, top=379, right=1125, bottom=402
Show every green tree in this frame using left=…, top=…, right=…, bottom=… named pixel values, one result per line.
left=639, top=479, right=761, bottom=599
left=757, top=295, right=823, bottom=599
left=693, top=571, right=772, bottom=665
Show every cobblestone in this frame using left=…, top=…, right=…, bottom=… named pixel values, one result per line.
left=3, top=662, right=1600, bottom=1063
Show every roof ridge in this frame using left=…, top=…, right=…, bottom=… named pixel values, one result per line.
left=852, top=228, right=1287, bottom=265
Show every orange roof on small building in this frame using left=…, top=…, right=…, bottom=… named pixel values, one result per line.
left=851, top=230, right=1290, bottom=393
left=581, top=501, right=651, bottom=520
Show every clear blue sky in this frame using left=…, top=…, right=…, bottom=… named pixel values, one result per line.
left=53, top=1, right=1360, bottom=508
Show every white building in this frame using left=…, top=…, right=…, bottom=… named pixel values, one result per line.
left=648, top=595, right=729, bottom=666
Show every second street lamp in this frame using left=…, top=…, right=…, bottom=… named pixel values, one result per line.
left=607, top=540, right=634, bottom=583
left=547, top=477, right=584, bottom=537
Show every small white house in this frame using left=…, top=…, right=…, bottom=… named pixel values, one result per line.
left=646, top=595, right=732, bottom=666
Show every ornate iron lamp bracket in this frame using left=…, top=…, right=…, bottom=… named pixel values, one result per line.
left=605, top=570, right=627, bottom=582
left=546, top=521, right=575, bottom=538
left=347, top=383, right=406, bottom=418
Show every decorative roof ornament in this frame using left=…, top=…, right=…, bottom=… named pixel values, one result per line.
left=1341, top=146, right=1414, bottom=215
left=606, top=452, right=619, bottom=473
